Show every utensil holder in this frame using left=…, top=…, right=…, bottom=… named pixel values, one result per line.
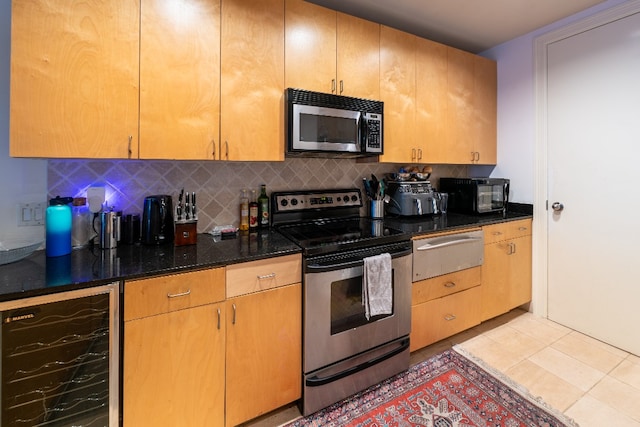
left=174, top=220, right=197, bottom=246
left=370, top=200, right=384, bottom=219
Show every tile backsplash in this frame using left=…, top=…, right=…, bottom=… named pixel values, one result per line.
left=48, top=159, right=467, bottom=233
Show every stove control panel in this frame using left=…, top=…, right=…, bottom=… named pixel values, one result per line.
left=273, top=189, right=362, bottom=212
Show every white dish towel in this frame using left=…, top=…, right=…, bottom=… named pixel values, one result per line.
left=362, top=252, right=392, bottom=320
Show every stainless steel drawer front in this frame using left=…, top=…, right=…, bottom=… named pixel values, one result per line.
left=412, top=230, right=484, bottom=281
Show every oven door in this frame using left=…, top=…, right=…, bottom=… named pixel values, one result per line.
left=303, top=246, right=412, bottom=373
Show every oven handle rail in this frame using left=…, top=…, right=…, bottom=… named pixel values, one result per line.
left=305, top=338, right=409, bottom=387
left=305, top=244, right=412, bottom=273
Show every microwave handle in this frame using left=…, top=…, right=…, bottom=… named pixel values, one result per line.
left=503, top=181, right=510, bottom=212
left=358, top=112, right=366, bottom=153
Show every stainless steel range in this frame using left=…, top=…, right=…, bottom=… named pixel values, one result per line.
left=271, top=188, right=412, bottom=416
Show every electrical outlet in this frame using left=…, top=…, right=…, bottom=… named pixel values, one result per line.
left=17, top=202, right=45, bottom=226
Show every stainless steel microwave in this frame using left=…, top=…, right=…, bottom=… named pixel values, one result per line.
left=439, top=178, right=510, bottom=214
left=286, top=88, right=383, bottom=158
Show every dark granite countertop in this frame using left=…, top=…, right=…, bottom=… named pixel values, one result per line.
left=0, top=230, right=301, bottom=302
left=0, top=205, right=532, bottom=302
left=385, top=208, right=532, bottom=237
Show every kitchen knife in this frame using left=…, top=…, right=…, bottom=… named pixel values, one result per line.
left=191, top=192, right=196, bottom=219
left=177, top=189, right=184, bottom=221
left=185, top=192, right=191, bottom=220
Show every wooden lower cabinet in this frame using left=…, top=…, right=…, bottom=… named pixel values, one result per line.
left=225, top=283, right=302, bottom=427
left=123, top=303, right=225, bottom=426
left=481, top=219, right=533, bottom=321
left=123, top=268, right=226, bottom=426
left=410, top=267, right=481, bottom=351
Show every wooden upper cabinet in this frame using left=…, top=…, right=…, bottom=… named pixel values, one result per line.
left=284, top=0, right=379, bottom=99
left=335, top=12, right=380, bottom=99
left=10, top=0, right=140, bottom=158
left=379, top=25, right=416, bottom=163
left=284, top=0, right=337, bottom=94
left=442, top=47, right=497, bottom=164
left=220, top=0, right=285, bottom=161
left=139, top=0, right=221, bottom=160
left=417, top=38, right=449, bottom=164
left=473, top=55, right=497, bottom=164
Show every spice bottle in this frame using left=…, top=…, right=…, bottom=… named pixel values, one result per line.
left=239, top=189, right=249, bottom=231
left=249, top=190, right=259, bottom=231
left=258, top=184, right=269, bottom=228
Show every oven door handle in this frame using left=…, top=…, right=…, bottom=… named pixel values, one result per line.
left=306, top=248, right=412, bottom=273
left=305, top=338, right=409, bottom=387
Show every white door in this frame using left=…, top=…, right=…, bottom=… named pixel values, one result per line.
left=546, top=10, right=640, bottom=355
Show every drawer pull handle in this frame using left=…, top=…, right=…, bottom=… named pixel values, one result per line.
left=444, top=314, right=457, bottom=321
left=257, top=272, right=276, bottom=280
left=444, top=282, right=456, bottom=288
left=518, top=227, right=528, bottom=231
left=167, top=289, right=191, bottom=298
left=232, top=303, right=237, bottom=325
left=492, top=231, right=503, bottom=236
left=217, top=308, right=221, bottom=330
left=417, top=236, right=482, bottom=251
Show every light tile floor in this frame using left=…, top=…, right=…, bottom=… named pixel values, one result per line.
left=244, top=309, right=640, bottom=426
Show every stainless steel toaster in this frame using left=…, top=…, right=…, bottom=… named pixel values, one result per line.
left=385, top=181, right=447, bottom=216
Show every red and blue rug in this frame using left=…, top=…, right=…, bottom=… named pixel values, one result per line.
left=284, top=348, right=578, bottom=427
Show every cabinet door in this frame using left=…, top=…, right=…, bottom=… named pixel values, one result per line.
left=443, top=48, right=497, bottom=164
left=416, top=37, right=448, bottom=164
left=379, top=25, right=416, bottom=163
left=509, top=234, right=532, bottom=309
left=284, top=0, right=337, bottom=94
left=416, top=39, right=449, bottom=164
left=225, top=283, right=301, bottom=427
left=10, top=1, right=139, bottom=158
left=123, top=304, right=225, bottom=426
left=139, top=0, right=220, bottom=160
left=473, top=55, right=497, bottom=164
left=444, top=47, right=476, bottom=164
left=481, top=234, right=532, bottom=321
left=221, top=0, right=284, bottom=161
left=336, top=12, right=380, bottom=99
left=481, top=240, right=513, bottom=321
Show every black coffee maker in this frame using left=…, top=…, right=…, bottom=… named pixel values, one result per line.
left=142, top=195, right=174, bottom=245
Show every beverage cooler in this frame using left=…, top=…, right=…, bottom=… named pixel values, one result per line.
left=1, top=283, right=120, bottom=427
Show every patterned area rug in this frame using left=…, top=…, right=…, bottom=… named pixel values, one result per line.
left=283, top=347, right=578, bottom=427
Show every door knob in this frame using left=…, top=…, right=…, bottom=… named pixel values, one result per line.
left=551, top=202, right=564, bottom=212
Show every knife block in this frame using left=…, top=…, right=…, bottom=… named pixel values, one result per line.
left=174, top=220, right=197, bottom=246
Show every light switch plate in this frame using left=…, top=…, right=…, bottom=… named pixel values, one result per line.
left=17, top=202, right=45, bottom=226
